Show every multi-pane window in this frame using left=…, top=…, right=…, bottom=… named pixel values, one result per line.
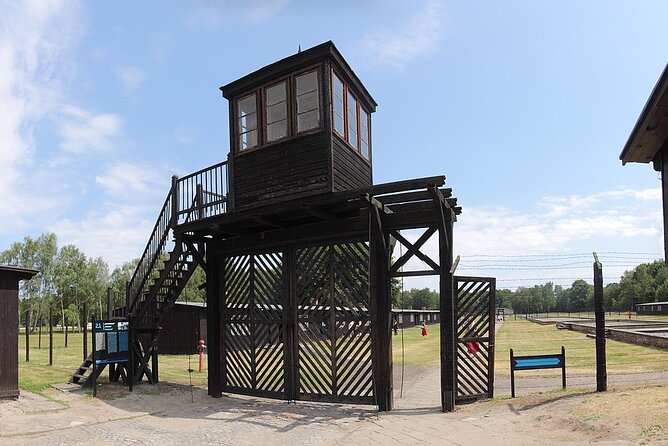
left=347, top=91, right=358, bottom=150
left=332, top=74, right=345, bottom=136
left=235, top=69, right=322, bottom=152
left=237, top=94, right=258, bottom=151
left=360, top=109, right=369, bottom=159
left=296, top=70, right=320, bottom=132
left=331, top=70, right=371, bottom=161
left=265, top=81, right=287, bottom=142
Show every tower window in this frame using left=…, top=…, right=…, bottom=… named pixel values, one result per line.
left=332, top=74, right=345, bottom=136
left=237, top=94, right=258, bottom=151
left=331, top=69, right=371, bottom=162
left=265, top=81, right=288, bottom=142
left=296, top=70, right=320, bottom=132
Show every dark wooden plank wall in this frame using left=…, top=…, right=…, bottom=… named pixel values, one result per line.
left=332, top=136, right=372, bottom=192
left=234, top=132, right=330, bottom=210
left=0, top=276, right=19, bottom=398
left=157, top=304, right=207, bottom=354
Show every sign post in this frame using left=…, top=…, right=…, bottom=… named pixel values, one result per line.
left=92, top=319, right=130, bottom=397
left=510, top=346, right=566, bottom=398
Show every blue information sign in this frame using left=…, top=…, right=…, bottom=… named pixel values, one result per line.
left=510, top=346, right=566, bottom=397
left=93, top=319, right=130, bottom=365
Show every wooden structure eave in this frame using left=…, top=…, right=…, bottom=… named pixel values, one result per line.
left=220, top=40, right=377, bottom=112
left=620, top=62, right=668, bottom=166
left=0, top=265, right=39, bottom=281
left=173, top=176, right=460, bottom=248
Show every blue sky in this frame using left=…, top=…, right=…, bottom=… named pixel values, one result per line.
left=1, top=0, right=667, bottom=290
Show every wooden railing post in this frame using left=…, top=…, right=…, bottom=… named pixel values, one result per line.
left=196, top=184, right=204, bottom=220
left=171, top=175, right=179, bottom=227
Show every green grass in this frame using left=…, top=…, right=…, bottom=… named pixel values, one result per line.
left=17, top=331, right=207, bottom=395
left=392, top=324, right=440, bottom=367
left=16, top=319, right=668, bottom=395
left=495, top=319, right=668, bottom=377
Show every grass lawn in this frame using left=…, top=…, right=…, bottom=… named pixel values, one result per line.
left=18, top=331, right=207, bottom=395
left=495, top=319, right=668, bottom=377
left=392, top=324, right=440, bottom=367
left=17, top=319, right=668, bottom=395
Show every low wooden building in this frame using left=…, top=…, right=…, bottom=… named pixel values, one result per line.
left=391, top=309, right=440, bottom=329
left=636, top=301, right=668, bottom=316
left=0, top=266, right=38, bottom=399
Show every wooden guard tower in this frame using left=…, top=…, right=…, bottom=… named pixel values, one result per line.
left=120, top=41, right=478, bottom=412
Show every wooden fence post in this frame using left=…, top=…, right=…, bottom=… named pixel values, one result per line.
left=25, top=310, right=30, bottom=362
left=593, top=253, right=607, bottom=392
left=83, top=302, right=89, bottom=361
left=49, top=308, right=53, bottom=366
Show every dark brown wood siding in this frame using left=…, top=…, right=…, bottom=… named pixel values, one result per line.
left=233, top=132, right=331, bottom=210
left=158, top=304, right=207, bottom=355
left=332, top=136, right=372, bottom=192
left=0, top=277, right=19, bottom=398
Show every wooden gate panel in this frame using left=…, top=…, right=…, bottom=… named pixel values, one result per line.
left=223, top=251, right=285, bottom=398
left=454, top=276, right=495, bottom=402
left=296, top=242, right=373, bottom=403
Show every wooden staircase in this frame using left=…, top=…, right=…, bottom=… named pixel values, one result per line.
left=69, top=354, right=108, bottom=388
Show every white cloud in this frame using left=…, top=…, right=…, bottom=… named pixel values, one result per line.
left=392, top=187, right=663, bottom=290
left=58, top=106, right=122, bottom=154
left=0, top=0, right=83, bottom=233
left=95, top=162, right=165, bottom=198
left=361, top=0, right=446, bottom=68
left=118, top=65, right=146, bottom=90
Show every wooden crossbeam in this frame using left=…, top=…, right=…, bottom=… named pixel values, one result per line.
left=390, top=228, right=439, bottom=274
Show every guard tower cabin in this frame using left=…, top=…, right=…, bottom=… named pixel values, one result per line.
left=221, top=41, right=377, bottom=211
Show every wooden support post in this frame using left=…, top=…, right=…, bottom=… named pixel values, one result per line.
left=284, top=245, right=297, bottom=402
left=25, top=310, right=30, bottom=362
left=207, top=248, right=222, bottom=397
left=151, top=331, right=159, bottom=383
left=593, top=254, right=607, bottom=392
left=49, top=308, right=53, bottom=366
left=38, top=320, right=42, bottom=349
left=431, top=186, right=456, bottom=412
left=107, top=287, right=113, bottom=319
left=65, top=317, right=68, bottom=348
left=510, top=348, right=515, bottom=398
left=370, top=205, right=393, bottom=411
left=83, top=302, right=89, bottom=361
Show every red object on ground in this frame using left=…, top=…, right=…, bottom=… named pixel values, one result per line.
left=467, top=341, right=479, bottom=354
left=421, top=326, right=428, bottom=336
left=628, top=312, right=632, bottom=319
left=197, top=339, right=206, bottom=373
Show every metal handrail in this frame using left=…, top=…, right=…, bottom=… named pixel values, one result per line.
left=127, top=160, right=229, bottom=314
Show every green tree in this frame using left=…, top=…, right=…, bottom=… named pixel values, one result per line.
left=568, top=279, right=592, bottom=311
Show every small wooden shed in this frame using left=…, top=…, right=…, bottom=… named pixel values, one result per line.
left=0, top=265, right=38, bottom=399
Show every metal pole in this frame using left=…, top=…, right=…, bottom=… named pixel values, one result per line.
left=593, top=253, right=607, bottom=392
left=510, top=348, right=515, bottom=398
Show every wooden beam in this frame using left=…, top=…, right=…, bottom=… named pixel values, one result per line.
left=390, top=227, right=438, bottom=273
left=376, top=188, right=452, bottom=205
left=301, top=203, right=341, bottom=221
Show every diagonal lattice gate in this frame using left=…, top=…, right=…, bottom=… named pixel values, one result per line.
left=454, top=276, right=496, bottom=402
left=220, top=242, right=373, bottom=404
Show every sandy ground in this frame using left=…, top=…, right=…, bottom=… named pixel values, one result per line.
left=2, top=366, right=668, bottom=445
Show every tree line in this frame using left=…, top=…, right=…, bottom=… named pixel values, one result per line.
left=1, top=232, right=205, bottom=330
left=391, top=260, right=668, bottom=313
left=4, top=232, right=665, bottom=322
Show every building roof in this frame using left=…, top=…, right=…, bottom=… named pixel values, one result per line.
left=220, top=41, right=377, bottom=112
left=620, top=63, right=668, bottom=165
left=0, top=265, right=39, bottom=281
left=636, top=301, right=668, bottom=306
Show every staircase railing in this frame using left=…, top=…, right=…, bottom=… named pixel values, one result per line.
left=127, top=160, right=228, bottom=314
